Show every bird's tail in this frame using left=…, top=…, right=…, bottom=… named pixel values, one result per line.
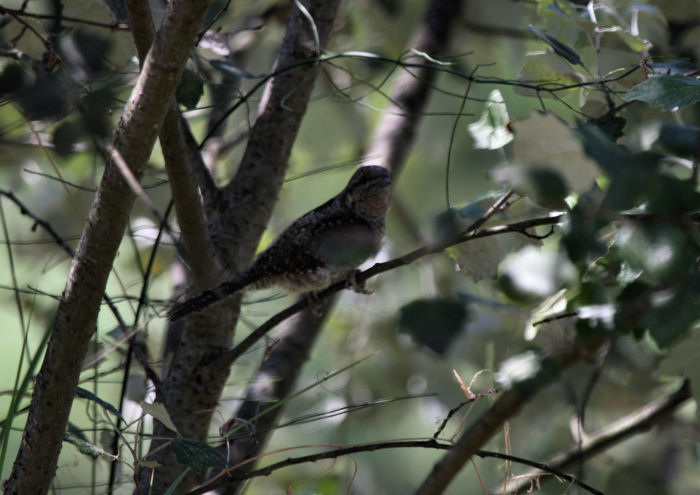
left=167, top=273, right=253, bottom=321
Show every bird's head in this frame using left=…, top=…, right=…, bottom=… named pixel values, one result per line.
left=342, top=165, right=392, bottom=217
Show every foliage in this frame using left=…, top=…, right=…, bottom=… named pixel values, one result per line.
left=0, top=0, right=699, bottom=494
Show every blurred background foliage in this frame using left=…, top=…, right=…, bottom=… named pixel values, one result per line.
left=1, top=0, right=700, bottom=493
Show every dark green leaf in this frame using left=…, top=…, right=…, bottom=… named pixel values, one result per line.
left=561, top=187, right=607, bottom=264
left=176, top=69, right=204, bottom=110
left=171, top=438, right=227, bottom=471
left=625, top=75, right=700, bottom=110
left=527, top=24, right=583, bottom=66
left=656, top=123, right=700, bottom=158
left=576, top=123, right=661, bottom=211
left=17, top=75, right=70, bottom=120
left=209, top=59, right=258, bottom=79
left=81, top=88, right=113, bottom=138
left=587, top=113, right=626, bottom=141
left=644, top=60, right=697, bottom=77
left=431, top=209, right=464, bottom=246
left=52, top=121, right=84, bottom=156
left=645, top=176, right=700, bottom=214
left=0, top=63, right=24, bottom=98
left=495, top=165, right=569, bottom=210
left=398, top=298, right=468, bottom=354
left=75, top=387, right=125, bottom=421
left=614, top=224, right=699, bottom=284
left=644, top=284, right=700, bottom=348
left=72, top=30, right=112, bottom=73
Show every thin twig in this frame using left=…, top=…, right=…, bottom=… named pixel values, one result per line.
left=186, top=439, right=604, bottom=495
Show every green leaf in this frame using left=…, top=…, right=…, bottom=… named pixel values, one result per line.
left=209, top=59, right=258, bottom=79
left=625, top=75, right=700, bottom=110
left=492, top=165, right=569, bottom=210
left=561, top=187, right=607, bottom=264
left=643, top=277, right=700, bottom=348
left=171, top=438, right=227, bottom=471
left=76, top=387, right=125, bottom=421
left=0, top=63, right=24, bottom=97
left=656, top=123, right=700, bottom=158
left=496, top=350, right=542, bottom=389
left=52, top=121, right=83, bottom=156
left=142, top=402, right=179, bottom=435
left=398, top=298, right=469, bottom=354
left=513, top=112, right=599, bottom=194
left=17, top=75, right=70, bottom=120
left=467, top=89, right=513, bottom=150
left=576, top=123, right=662, bottom=211
left=64, top=432, right=105, bottom=459
left=527, top=24, right=583, bottom=66
left=645, top=176, right=700, bottom=215
left=499, top=246, right=577, bottom=303
left=176, top=68, right=203, bottom=110
left=644, top=60, right=697, bottom=77
left=614, top=224, right=699, bottom=284
left=515, top=52, right=583, bottom=98
left=611, top=28, right=651, bottom=52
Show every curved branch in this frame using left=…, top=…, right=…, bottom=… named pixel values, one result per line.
left=188, top=439, right=603, bottom=495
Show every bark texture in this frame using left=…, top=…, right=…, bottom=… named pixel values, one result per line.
left=138, top=1, right=343, bottom=492
left=210, top=0, right=465, bottom=492
left=4, top=1, right=213, bottom=494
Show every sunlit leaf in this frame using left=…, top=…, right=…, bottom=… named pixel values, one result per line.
left=499, top=246, right=577, bottom=303
left=450, top=197, right=542, bottom=283
left=496, top=351, right=542, bottom=389
left=614, top=224, right=699, bottom=284
left=467, top=89, right=513, bottom=150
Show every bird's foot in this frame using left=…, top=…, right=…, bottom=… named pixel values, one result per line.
left=306, top=291, right=323, bottom=316
left=347, top=270, right=372, bottom=295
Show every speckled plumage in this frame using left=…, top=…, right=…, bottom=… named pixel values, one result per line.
left=168, top=166, right=391, bottom=321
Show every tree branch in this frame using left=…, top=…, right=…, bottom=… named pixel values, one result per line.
left=498, top=379, right=692, bottom=494
left=216, top=211, right=564, bottom=368
left=4, top=1, right=214, bottom=492
left=189, top=439, right=604, bottom=495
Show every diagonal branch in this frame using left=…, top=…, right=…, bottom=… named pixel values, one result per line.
left=497, top=379, right=692, bottom=494
left=4, top=1, right=214, bottom=493
left=216, top=211, right=564, bottom=368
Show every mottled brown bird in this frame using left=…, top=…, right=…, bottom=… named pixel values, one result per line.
left=168, top=165, right=392, bottom=321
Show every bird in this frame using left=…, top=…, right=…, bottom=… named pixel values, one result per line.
left=168, top=165, right=392, bottom=321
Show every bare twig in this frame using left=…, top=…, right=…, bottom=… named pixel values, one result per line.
left=187, top=439, right=604, bottom=495
left=498, top=379, right=691, bottom=494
